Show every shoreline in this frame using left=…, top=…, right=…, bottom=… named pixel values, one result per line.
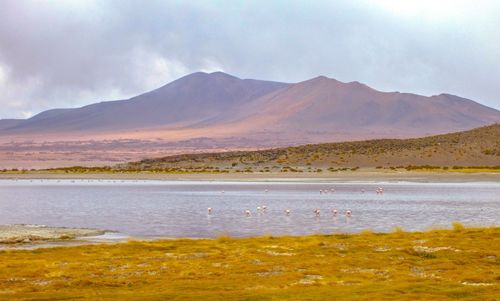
left=1, top=170, right=499, bottom=182
left=2, top=223, right=497, bottom=250
left=0, top=224, right=107, bottom=249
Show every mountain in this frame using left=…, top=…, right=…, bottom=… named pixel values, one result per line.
left=0, top=71, right=499, bottom=169
left=2, top=72, right=289, bottom=133
left=1, top=72, right=499, bottom=138
left=0, top=119, right=23, bottom=130
left=214, top=76, right=500, bottom=141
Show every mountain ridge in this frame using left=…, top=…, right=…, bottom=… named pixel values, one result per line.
left=2, top=72, right=289, bottom=133
left=0, top=71, right=499, bottom=160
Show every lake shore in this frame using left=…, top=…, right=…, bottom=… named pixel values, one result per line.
left=1, top=170, right=499, bottom=182
left=0, top=226, right=498, bottom=300
left=0, top=224, right=107, bottom=249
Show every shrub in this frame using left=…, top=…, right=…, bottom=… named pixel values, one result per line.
left=452, top=222, right=465, bottom=231
left=392, top=226, right=404, bottom=233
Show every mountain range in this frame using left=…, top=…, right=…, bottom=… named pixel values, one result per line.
left=1, top=71, right=499, bottom=168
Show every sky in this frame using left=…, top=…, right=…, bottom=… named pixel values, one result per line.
left=1, top=0, right=499, bottom=119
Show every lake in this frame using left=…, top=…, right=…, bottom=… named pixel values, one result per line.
left=0, top=179, right=498, bottom=238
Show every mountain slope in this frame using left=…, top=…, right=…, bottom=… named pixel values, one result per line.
left=3, top=72, right=289, bottom=133
left=218, top=76, right=500, bottom=140
left=0, top=119, right=23, bottom=130
left=0, top=72, right=499, bottom=170
left=122, top=124, right=500, bottom=171
left=2, top=72, right=499, bottom=139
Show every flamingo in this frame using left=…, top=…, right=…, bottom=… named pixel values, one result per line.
left=346, top=210, right=352, bottom=217
left=207, top=207, right=212, bottom=215
left=245, top=210, right=251, bottom=217
left=314, top=209, right=321, bottom=217
left=285, top=209, right=291, bottom=216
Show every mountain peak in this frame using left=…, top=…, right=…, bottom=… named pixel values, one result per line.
left=437, top=93, right=460, bottom=98
left=208, top=71, right=234, bottom=77
left=206, top=71, right=240, bottom=80
left=1, top=71, right=498, bottom=146
left=304, top=75, right=338, bottom=84
left=306, top=76, right=372, bottom=89
left=174, top=71, right=240, bottom=83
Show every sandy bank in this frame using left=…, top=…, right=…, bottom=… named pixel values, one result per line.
left=0, top=224, right=106, bottom=247
left=0, top=170, right=499, bottom=182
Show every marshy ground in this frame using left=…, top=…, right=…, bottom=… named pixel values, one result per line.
left=0, top=226, right=498, bottom=300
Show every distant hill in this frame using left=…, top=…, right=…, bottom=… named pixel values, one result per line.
left=220, top=76, right=500, bottom=141
left=0, top=71, right=499, bottom=142
left=121, top=124, right=500, bottom=171
left=1, top=72, right=499, bottom=169
left=0, top=119, right=23, bottom=130
left=1, top=72, right=288, bottom=133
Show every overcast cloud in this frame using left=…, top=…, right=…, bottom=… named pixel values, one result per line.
left=1, top=0, right=499, bottom=119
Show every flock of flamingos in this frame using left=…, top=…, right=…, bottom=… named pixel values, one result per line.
left=207, top=186, right=385, bottom=218
left=17, top=179, right=385, bottom=219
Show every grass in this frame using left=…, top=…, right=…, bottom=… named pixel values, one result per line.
left=0, top=227, right=499, bottom=300
left=403, top=165, right=500, bottom=173
left=1, top=167, right=499, bottom=176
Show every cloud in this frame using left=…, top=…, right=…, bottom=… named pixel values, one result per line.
left=0, top=0, right=499, bottom=119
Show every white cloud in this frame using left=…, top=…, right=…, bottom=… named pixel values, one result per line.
left=0, top=0, right=499, bottom=119
left=366, top=0, right=469, bottom=20
left=199, top=58, right=224, bottom=73
left=20, top=111, right=33, bottom=118
left=0, top=64, right=6, bottom=85
left=131, top=49, right=190, bottom=92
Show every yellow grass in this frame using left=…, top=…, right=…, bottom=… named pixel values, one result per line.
left=445, top=168, right=500, bottom=173
left=0, top=227, right=499, bottom=300
left=410, top=167, right=500, bottom=173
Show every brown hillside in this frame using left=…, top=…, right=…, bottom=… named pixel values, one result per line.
left=121, top=124, right=499, bottom=172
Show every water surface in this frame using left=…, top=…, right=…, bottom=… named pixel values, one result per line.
left=0, top=179, right=498, bottom=237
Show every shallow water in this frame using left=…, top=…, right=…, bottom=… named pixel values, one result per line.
left=0, top=179, right=498, bottom=237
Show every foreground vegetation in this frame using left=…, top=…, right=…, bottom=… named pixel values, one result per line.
left=0, top=226, right=499, bottom=300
